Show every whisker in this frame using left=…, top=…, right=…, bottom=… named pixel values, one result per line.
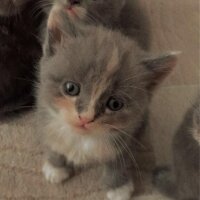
left=115, top=134, right=144, bottom=184
left=102, top=135, right=118, bottom=179
left=120, top=86, right=147, bottom=93
left=105, top=124, right=147, bottom=150
left=86, top=12, right=102, bottom=24
left=14, top=77, right=37, bottom=85
left=12, top=105, right=36, bottom=110
left=111, top=135, right=126, bottom=170
left=121, top=72, right=149, bottom=83
left=31, top=0, right=53, bottom=19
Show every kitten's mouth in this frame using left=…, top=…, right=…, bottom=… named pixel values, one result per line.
left=65, top=0, right=83, bottom=17
left=73, top=123, right=92, bottom=134
left=65, top=5, right=77, bottom=17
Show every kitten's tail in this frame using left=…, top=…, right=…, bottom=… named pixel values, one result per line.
left=152, top=167, right=177, bottom=199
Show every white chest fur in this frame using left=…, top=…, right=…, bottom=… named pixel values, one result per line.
left=44, top=114, right=116, bottom=166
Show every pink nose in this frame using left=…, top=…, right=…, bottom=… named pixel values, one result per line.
left=79, top=116, right=93, bottom=126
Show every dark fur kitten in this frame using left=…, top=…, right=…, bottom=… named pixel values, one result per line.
left=46, top=0, right=151, bottom=50
left=0, top=0, right=44, bottom=117
left=0, top=0, right=31, bottom=16
left=37, top=8, right=177, bottom=200
left=154, top=97, right=200, bottom=200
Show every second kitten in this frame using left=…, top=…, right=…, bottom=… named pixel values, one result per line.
left=46, top=0, right=151, bottom=50
left=154, top=97, right=200, bottom=200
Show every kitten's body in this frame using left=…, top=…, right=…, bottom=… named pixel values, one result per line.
left=154, top=97, right=200, bottom=200
left=38, top=26, right=149, bottom=165
left=0, top=0, right=44, bottom=117
left=173, top=99, right=200, bottom=200
left=37, top=7, right=177, bottom=200
left=48, top=0, right=151, bottom=50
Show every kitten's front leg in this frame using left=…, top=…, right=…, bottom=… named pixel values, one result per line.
left=42, top=150, right=73, bottom=184
left=103, top=160, right=134, bottom=200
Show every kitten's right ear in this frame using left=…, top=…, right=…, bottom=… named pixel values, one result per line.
left=44, top=6, right=63, bottom=56
left=44, top=7, right=82, bottom=57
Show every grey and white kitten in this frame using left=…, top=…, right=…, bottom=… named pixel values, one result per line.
left=45, top=0, right=151, bottom=50
left=154, top=97, right=200, bottom=200
left=37, top=8, right=177, bottom=200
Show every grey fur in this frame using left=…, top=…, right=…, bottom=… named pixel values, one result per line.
left=173, top=98, right=200, bottom=200
left=37, top=10, right=177, bottom=199
left=154, top=97, right=200, bottom=200
left=48, top=0, right=151, bottom=50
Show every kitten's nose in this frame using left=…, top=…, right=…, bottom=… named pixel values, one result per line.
left=69, top=0, right=80, bottom=5
left=79, top=115, right=94, bottom=126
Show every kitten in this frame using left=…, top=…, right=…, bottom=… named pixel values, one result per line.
left=46, top=0, right=151, bottom=50
left=153, top=97, right=200, bottom=200
left=0, top=0, right=44, bottom=117
left=37, top=8, right=177, bottom=200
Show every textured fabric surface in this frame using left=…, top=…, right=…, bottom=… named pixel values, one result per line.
left=0, top=0, right=199, bottom=199
left=0, top=112, right=164, bottom=200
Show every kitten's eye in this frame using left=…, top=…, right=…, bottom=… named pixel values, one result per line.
left=63, top=81, right=80, bottom=96
left=107, top=97, right=124, bottom=111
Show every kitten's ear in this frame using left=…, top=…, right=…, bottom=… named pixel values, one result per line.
left=142, top=52, right=180, bottom=91
left=44, top=8, right=82, bottom=56
left=44, top=26, right=62, bottom=57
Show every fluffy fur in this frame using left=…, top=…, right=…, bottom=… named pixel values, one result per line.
left=36, top=8, right=177, bottom=200
left=46, top=0, right=151, bottom=50
left=0, top=0, right=44, bottom=117
left=153, top=97, right=200, bottom=200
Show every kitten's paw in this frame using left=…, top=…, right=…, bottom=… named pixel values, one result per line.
left=107, top=181, right=134, bottom=200
left=42, top=161, right=70, bottom=184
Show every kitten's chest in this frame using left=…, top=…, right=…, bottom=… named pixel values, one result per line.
left=45, top=123, right=116, bottom=166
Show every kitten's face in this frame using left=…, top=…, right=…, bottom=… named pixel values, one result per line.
left=41, top=31, right=147, bottom=136
left=0, top=0, right=31, bottom=16
left=39, top=22, right=177, bottom=137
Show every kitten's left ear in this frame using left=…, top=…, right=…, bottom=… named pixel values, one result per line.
left=142, top=52, right=180, bottom=91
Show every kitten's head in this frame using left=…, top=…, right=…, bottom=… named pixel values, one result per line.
left=39, top=10, right=178, bottom=139
left=0, top=0, right=31, bottom=16
left=50, top=0, right=126, bottom=23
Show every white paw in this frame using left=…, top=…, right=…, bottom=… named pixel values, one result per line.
left=42, top=161, right=70, bottom=184
left=107, top=181, right=134, bottom=200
